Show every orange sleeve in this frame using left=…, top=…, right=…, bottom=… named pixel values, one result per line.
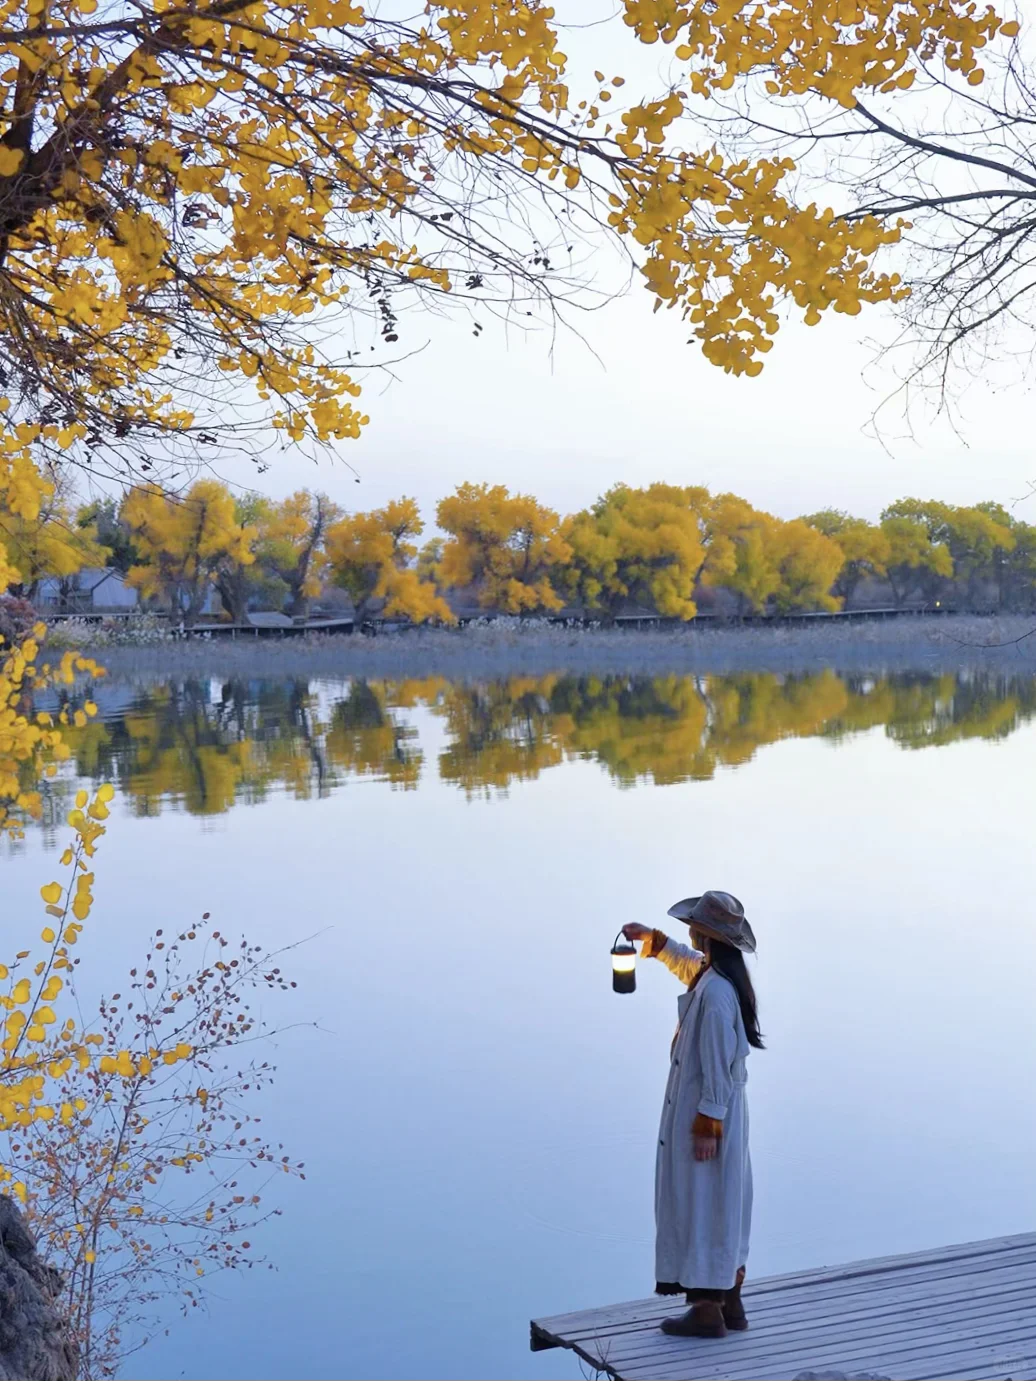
left=641, top=928, right=670, bottom=960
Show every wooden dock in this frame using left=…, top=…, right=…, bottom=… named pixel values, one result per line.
left=530, top=1232, right=1036, bottom=1380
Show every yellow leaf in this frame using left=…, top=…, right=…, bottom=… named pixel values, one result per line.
left=40, top=882, right=61, bottom=905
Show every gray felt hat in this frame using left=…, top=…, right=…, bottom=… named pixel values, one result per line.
left=666, top=890, right=756, bottom=954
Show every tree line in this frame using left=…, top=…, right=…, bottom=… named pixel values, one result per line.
left=4, top=479, right=1034, bottom=626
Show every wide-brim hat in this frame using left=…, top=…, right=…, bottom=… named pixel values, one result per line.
left=667, top=890, right=756, bottom=954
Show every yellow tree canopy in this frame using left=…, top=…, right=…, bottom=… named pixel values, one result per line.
left=769, top=518, right=845, bottom=613
left=879, top=513, right=954, bottom=604
left=803, top=510, right=890, bottom=601
left=262, top=492, right=342, bottom=615
left=436, top=482, right=571, bottom=614
left=563, top=483, right=707, bottom=620
left=121, top=479, right=255, bottom=624
left=325, top=497, right=452, bottom=624
left=0, top=488, right=108, bottom=594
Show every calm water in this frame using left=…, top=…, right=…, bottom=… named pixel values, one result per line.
left=6, top=669, right=1036, bottom=1379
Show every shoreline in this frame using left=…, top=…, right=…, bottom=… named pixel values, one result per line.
left=56, top=614, right=1036, bottom=681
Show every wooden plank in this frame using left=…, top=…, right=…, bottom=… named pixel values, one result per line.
left=638, top=1330, right=1036, bottom=1381
left=710, top=1231, right=1036, bottom=1292
left=565, top=1258, right=1036, bottom=1356
left=554, top=1250, right=1036, bottom=1345
left=534, top=1234, right=1036, bottom=1332
left=534, top=1239, right=1036, bottom=1342
left=623, top=1316, right=1036, bottom=1381
left=606, top=1312, right=1036, bottom=1381
left=604, top=1287, right=1036, bottom=1372
left=531, top=1231, right=1036, bottom=1381
left=596, top=1264, right=1036, bottom=1358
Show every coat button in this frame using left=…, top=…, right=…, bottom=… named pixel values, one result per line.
left=659, top=1139, right=665, bottom=1146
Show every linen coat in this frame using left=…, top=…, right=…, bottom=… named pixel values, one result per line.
left=652, top=940, right=752, bottom=1292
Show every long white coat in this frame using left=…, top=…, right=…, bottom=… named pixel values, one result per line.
left=651, top=940, right=752, bottom=1292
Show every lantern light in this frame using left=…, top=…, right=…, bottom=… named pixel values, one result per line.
left=611, top=931, right=637, bottom=995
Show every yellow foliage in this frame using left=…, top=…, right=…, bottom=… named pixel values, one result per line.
left=436, top=483, right=571, bottom=614
left=261, top=491, right=342, bottom=614
left=325, top=498, right=453, bottom=625
left=563, top=484, right=706, bottom=619
left=122, top=481, right=255, bottom=626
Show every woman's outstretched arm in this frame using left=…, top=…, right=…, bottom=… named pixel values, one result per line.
left=622, top=924, right=705, bottom=986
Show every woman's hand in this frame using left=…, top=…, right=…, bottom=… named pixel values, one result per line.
left=693, top=1135, right=719, bottom=1162
left=622, top=923, right=652, bottom=943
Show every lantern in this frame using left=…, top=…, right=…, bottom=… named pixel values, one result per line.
left=611, top=931, right=637, bottom=995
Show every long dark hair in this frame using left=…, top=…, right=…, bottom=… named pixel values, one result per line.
left=708, top=940, right=765, bottom=1050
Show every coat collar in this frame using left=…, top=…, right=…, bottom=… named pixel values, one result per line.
left=676, top=964, right=716, bottom=1018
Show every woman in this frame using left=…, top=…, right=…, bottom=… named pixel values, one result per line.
left=622, top=889, right=763, bottom=1339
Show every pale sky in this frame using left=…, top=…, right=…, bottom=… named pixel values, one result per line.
left=231, top=3, right=1036, bottom=529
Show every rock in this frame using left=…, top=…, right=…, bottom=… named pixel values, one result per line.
left=794, top=1372, right=892, bottom=1380
left=0, top=1195, right=76, bottom=1381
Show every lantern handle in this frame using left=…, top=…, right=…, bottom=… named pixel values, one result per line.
left=612, top=928, right=634, bottom=951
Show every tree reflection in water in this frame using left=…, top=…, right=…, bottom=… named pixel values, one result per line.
left=28, top=669, right=1036, bottom=826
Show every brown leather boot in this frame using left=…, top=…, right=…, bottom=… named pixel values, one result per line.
left=660, top=1299, right=728, bottom=1338
left=722, top=1267, right=748, bottom=1331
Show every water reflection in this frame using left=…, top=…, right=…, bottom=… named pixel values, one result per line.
left=28, top=669, right=1031, bottom=826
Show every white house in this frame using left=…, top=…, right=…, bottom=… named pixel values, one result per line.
left=37, top=568, right=139, bottom=611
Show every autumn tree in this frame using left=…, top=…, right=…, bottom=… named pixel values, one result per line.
left=121, top=481, right=255, bottom=627
left=262, top=492, right=342, bottom=617
left=563, top=484, right=706, bottom=619
left=715, top=509, right=782, bottom=615
left=437, top=483, right=572, bottom=615
left=769, top=519, right=845, bottom=613
left=212, top=494, right=286, bottom=625
left=879, top=513, right=954, bottom=606
left=325, top=499, right=452, bottom=626
left=883, top=499, right=1015, bottom=609
left=803, top=510, right=890, bottom=606
left=1, top=485, right=108, bottom=603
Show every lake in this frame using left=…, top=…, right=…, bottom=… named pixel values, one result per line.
left=5, top=667, right=1036, bottom=1380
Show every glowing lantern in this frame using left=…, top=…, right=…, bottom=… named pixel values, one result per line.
left=611, top=932, right=636, bottom=995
